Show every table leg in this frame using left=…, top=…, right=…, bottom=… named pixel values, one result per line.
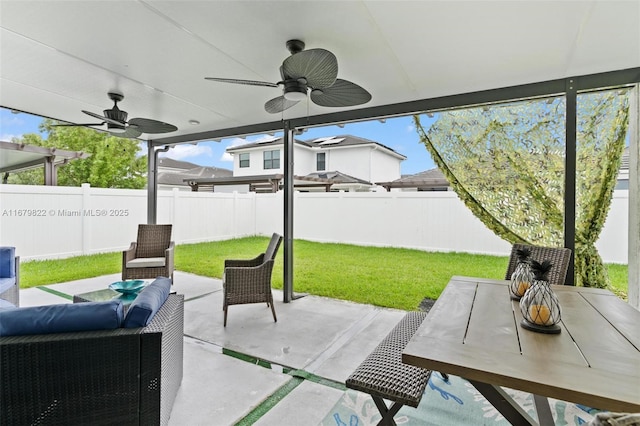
left=533, top=394, right=554, bottom=425
left=467, top=379, right=541, bottom=426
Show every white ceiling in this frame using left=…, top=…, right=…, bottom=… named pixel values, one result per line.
left=1, top=1, right=639, bottom=145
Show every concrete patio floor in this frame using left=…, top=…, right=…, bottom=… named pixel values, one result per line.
left=19, top=271, right=408, bottom=425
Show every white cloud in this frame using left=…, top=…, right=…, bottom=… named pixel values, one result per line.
left=0, top=133, right=20, bottom=141
left=406, top=124, right=415, bottom=133
left=220, top=152, right=234, bottom=162
left=219, top=137, right=249, bottom=162
left=162, top=144, right=212, bottom=160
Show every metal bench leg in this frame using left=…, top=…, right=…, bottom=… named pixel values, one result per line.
left=371, top=396, right=403, bottom=426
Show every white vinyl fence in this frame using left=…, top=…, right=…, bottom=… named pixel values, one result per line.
left=0, top=184, right=629, bottom=264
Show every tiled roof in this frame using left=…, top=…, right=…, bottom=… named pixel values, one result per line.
left=225, top=134, right=406, bottom=159
left=304, top=170, right=372, bottom=185
left=157, top=158, right=232, bottom=186
left=377, top=168, right=449, bottom=190
left=225, top=138, right=311, bottom=152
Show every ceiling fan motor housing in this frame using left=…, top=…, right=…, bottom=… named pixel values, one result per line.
left=283, top=79, right=308, bottom=101
left=104, top=106, right=128, bottom=132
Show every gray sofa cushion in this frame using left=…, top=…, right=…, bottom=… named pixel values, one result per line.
left=126, top=257, right=165, bottom=268
left=123, top=277, right=171, bottom=328
left=0, top=300, right=124, bottom=337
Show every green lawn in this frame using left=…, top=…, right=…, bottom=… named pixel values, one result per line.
left=21, top=236, right=629, bottom=311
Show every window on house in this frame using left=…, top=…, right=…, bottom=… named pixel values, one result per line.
left=239, top=153, right=250, bottom=168
left=263, top=150, right=280, bottom=169
left=317, top=152, right=326, bottom=171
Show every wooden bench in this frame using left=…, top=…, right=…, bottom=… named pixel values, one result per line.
left=346, top=311, right=438, bottom=426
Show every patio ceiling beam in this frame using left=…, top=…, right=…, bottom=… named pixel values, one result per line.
left=149, top=68, right=640, bottom=147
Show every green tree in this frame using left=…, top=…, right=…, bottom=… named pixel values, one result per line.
left=7, top=120, right=147, bottom=189
left=415, top=89, right=629, bottom=288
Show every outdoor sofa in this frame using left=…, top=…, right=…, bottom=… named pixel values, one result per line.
left=0, top=277, right=183, bottom=425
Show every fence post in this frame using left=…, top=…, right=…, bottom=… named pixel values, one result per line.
left=81, top=183, right=91, bottom=256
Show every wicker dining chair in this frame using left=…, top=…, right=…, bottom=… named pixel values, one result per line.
left=222, top=233, right=283, bottom=326
left=122, top=224, right=175, bottom=282
left=505, top=243, right=572, bottom=285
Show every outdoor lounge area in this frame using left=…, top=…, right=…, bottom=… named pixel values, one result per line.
left=4, top=270, right=637, bottom=425
left=1, top=1, right=640, bottom=425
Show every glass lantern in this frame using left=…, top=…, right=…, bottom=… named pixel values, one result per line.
left=519, top=279, right=562, bottom=334
left=509, top=261, right=534, bottom=300
left=509, top=248, right=533, bottom=300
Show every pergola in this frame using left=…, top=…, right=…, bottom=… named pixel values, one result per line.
left=0, top=141, right=90, bottom=185
left=1, top=1, right=639, bottom=305
left=186, top=174, right=334, bottom=193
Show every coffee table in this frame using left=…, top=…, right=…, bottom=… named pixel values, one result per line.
left=73, top=281, right=150, bottom=311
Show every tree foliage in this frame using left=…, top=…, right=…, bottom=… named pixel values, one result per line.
left=415, top=89, right=629, bottom=288
left=6, top=120, right=147, bottom=189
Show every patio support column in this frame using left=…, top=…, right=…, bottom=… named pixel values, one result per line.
left=43, top=156, right=55, bottom=186
left=146, top=143, right=169, bottom=225
left=564, top=78, right=577, bottom=285
left=628, top=84, right=639, bottom=308
left=283, top=121, right=294, bottom=302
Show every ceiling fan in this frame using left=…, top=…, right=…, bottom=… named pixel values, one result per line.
left=55, top=92, right=178, bottom=138
left=205, top=40, right=372, bottom=114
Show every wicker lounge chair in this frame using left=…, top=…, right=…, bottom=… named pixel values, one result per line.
left=223, top=233, right=283, bottom=326
left=0, top=246, right=19, bottom=306
left=505, top=243, right=572, bottom=285
left=123, top=224, right=175, bottom=282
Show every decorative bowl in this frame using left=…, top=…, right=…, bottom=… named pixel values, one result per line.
left=109, top=280, right=146, bottom=295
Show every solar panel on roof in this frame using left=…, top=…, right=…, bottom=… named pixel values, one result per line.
left=255, top=135, right=280, bottom=143
left=319, top=137, right=345, bottom=145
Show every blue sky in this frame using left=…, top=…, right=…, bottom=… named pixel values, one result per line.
left=0, top=108, right=436, bottom=175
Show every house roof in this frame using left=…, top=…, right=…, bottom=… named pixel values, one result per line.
left=377, top=168, right=449, bottom=191
left=306, top=135, right=406, bottom=160
left=226, top=134, right=406, bottom=160
left=225, top=138, right=310, bottom=152
left=157, top=157, right=231, bottom=187
left=305, top=170, right=372, bottom=186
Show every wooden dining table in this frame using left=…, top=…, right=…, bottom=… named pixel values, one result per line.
left=402, top=276, right=640, bottom=426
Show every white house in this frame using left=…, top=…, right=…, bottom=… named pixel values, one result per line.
left=224, top=135, right=406, bottom=192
